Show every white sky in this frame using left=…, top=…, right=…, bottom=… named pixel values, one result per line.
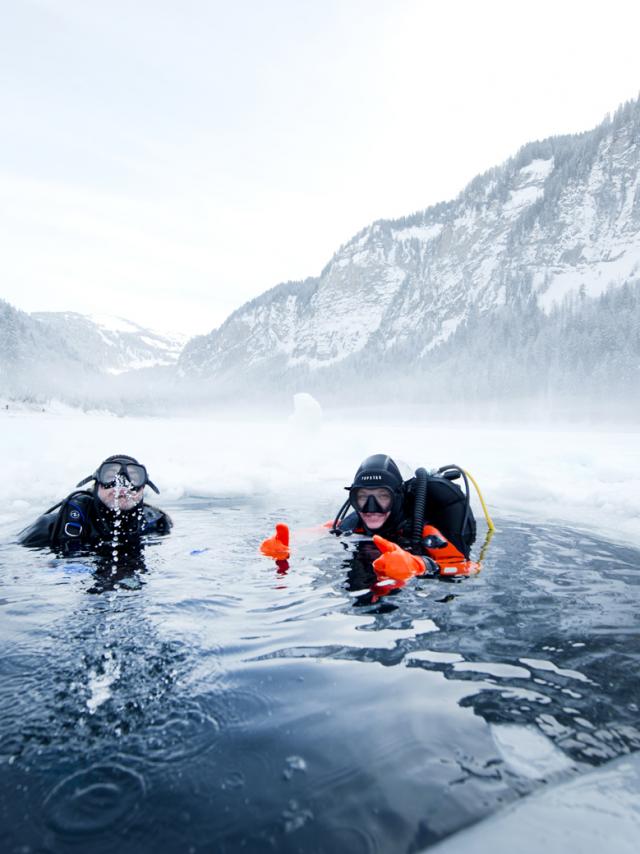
left=1, top=0, right=639, bottom=336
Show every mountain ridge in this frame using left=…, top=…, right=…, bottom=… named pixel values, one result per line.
left=32, top=311, right=186, bottom=374
left=178, top=95, right=640, bottom=409
left=2, top=95, right=639, bottom=415
left=0, top=302, right=186, bottom=406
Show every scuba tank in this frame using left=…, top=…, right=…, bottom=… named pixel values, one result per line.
left=406, top=465, right=476, bottom=558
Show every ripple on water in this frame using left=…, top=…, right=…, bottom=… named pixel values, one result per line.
left=3, top=512, right=640, bottom=852
left=318, top=825, right=378, bottom=854
left=204, top=685, right=275, bottom=731
left=0, top=652, right=44, bottom=677
left=131, top=701, right=220, bottom=765
left=43, top=762, right=145, bottom=837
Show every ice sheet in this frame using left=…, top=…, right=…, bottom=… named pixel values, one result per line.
left=428, top=750, right=640, bottom=854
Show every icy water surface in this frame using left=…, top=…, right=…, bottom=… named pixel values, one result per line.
left=1, top=496, right=639, bottom=853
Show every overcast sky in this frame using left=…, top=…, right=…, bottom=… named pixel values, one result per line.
left=1, top=0, right=639, bottom=336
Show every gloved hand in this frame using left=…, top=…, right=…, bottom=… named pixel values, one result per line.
left=372, top=535, right=429, bottom=581
left=260, top=524, right=290, bottom=560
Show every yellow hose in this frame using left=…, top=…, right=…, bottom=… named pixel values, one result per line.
left=463, top=469, right=496, bottom=532
left=477, top=527, right=495, bottom=563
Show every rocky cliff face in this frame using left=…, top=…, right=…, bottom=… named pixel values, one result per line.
left=179, top=97, right=640, bottom=405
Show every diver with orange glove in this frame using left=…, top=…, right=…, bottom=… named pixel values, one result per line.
left=261, top=454, right=486, bottom=587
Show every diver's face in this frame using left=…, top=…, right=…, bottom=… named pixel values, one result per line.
left=353, top=487, right=392, bottom=530
left=97, top=481, right=144, bottom=512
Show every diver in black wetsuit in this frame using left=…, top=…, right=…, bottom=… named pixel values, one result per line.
left=261, top=454, right=480, bottom=579
left=18, top=454, right=172, bottom=557
left=331, top=454, right=478, bottom=577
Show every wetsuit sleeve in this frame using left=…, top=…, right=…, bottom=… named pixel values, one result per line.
left=141, top=505, right=172, bottom=535
left=17, top=511, right=58, bottom=548
left=421, top=524, right=480, bottom=576
left=157, top=512, right=173, bottom=533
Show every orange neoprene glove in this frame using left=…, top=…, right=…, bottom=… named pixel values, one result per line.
left=260, top=524, right=290, bottom=560
left=372, top=535, right=428, bottom=581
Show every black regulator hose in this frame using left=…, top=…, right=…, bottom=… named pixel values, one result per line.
left=437, top=464, right=471, bottom=540
left=412, top=468, right=429, bottom=550
left=331, top=497, right=351, bottom=534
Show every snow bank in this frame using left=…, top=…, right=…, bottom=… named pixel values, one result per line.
left=1, top=405, right=639, bottom=547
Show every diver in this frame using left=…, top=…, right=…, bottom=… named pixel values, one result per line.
left=260, top=454, right=490, bottom=584
left=18, top=454, right=172, bottom=555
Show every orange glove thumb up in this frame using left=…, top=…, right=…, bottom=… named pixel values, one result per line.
left=372, top=535, right=426, bottom=581
left=260, top=523, right=290, bottom=560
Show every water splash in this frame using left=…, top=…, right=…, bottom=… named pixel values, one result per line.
left=86, top=650, right=120, bottom=715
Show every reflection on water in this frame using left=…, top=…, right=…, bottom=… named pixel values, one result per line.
left=0, top=497, right=639, bottom=853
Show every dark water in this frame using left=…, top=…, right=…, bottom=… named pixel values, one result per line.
left=1, top=497, right=639, bottom=853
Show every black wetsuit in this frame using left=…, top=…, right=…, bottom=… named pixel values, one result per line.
left=18, top=489, right=172, bottom=554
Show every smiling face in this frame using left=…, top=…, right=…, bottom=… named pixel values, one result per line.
left=352, top=487, right=393, bottom=531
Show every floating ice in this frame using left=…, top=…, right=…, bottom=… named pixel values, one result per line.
left=283, top=755, right=308, bottom=780
left=453, top=661, right=531, bottom=679
left=520, top=658, right=593, bottom=684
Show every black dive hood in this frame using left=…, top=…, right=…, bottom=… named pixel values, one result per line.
left=349, top=453, right=405, bottom=534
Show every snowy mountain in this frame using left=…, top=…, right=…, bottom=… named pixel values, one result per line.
left=0, top=299, right=94, bottom=399
left=179, top=97, right=640, bottom=410
left=0, top=303, right=186, bottom=407
left=32, top=312, right=186, bottom=375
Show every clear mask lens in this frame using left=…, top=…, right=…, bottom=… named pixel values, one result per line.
left=98, top=462, right=146, bottom=489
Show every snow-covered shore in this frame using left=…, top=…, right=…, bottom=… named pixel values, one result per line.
left=1, top=402, right=639, bottom=547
